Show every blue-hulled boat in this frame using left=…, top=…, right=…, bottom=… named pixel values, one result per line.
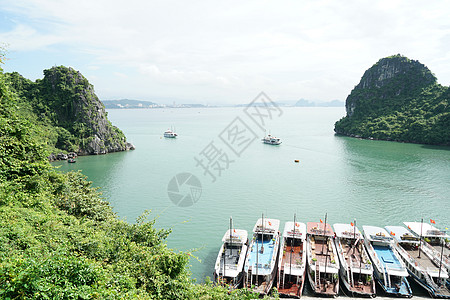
left=243, top=217, right=280, bottom=295
left=363, top=225, right=412, bottom=297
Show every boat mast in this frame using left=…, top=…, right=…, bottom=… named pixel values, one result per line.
left=323, top=213, right=328, bottom=287
left=261, top=213, right=264, bottom=253
left=352, top=219, right=356, bottom=255
left=229, top=216, right=233, bottom=286
left=419, top=218, right=423, bottom=258
left=438, top=234, right=445, bottom=286
left=256, top=239, right=259, bottom=288
left=290, top=214, right=296, bottom=278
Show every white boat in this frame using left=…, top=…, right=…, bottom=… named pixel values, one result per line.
left=164, top=128, right=177, bottom=138
left=362, top=225, right=412, bottom=297
left=386, top=225, right=450, bottom=298
left=404, top=221, right=450, bottom=292
left=214, top=228, right=249, bottom=288
left=306, top=222, right=340, bottom=297
left=277, top=220, right=307, bottom=298
left=262, top=134, right=281, bottom=145
left=243, top=217, right=280, bottom=295
left=333, top=223, right=376, bottom=297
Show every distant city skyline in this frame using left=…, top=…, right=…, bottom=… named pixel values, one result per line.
left=1, top=0, right=449, bottom=104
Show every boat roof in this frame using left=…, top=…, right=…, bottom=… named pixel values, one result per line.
left=333, top=223, right=362, bottom=239
left=385, top=226, right=419, bottom=244
left=253, top=218, right=280, bottom=234
left=403, top=222, right=450, bottom=239
left=307, top=222, right=334, bottom=236
left=221, top=229, right=248, bottom=243
left=282, top=221, right=306, bottom=240
left=362, top=225, right=393, bottom=243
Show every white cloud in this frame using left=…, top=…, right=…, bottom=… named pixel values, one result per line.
left=1, top=0, right=450, bottom=103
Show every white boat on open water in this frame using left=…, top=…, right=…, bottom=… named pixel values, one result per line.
left=214, top=227, right=248, bottom=289
left=363, top=225, right=412, bottom=297
left=306, top=221, right=340, bottom=297
left=262, top=134, right=281, bottom=145
left=277, top=220, right=307, bottom=298
left=386, top=225, right=450, bottom=298
left=164, top=128, right=177, bottom=138
left=243, top=217, right=280, bottom=296
left=333, top=223, right=376, bottom=297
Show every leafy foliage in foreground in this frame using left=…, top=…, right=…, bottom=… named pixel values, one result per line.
left=0, top=59, right=261, bottom=299
left=334, top=55, right=450, bottom=145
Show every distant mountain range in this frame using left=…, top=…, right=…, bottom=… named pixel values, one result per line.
left=102, top=98, right=344, bottom=108
left=235, top=99, right=344, bottom=107
left=102, top=99, right=211, bottom=109
left=294, top=99, right=344, bottom=107
left=102, top=99, right=161, bottom=109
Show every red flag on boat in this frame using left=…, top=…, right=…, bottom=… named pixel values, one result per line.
left=390, top=231, right=395, bottom=236
left=351, top=222, right=354, bottom=226
left=320, top=219, right=323, bottom=223
left=430, top=219, right=436, bottom=224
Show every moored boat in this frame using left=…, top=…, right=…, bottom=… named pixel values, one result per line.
left=243, top=217, right=280, bottom=295
left=306, top=220, right=340, bottom=297
left=404, top=221, right=450, bottom=289
left=333, top=223, right=376, bottom=297
left=262, top=134, right=281, bottom=145
left=386, top=225, right=450, bottom=298
left=214, top=224, right=249, bottom=289
left=277, top=218, right=307, bottom=298
left=363, top=225, right=412, bottom=297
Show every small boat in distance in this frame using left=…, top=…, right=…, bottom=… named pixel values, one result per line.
left=164, top=128, right=177, bottom=138
left=306, top=219, right=340, bottom=297
left=243, top=216, right=280, bottom=296
left=333, top=223, right=376, bottom=297
left=214, top=219, right=248, bottom=289
left=68, top=158, right=76, bottom=163
left=385, top=225, right=450, bottom=298
left=277, top=218, right=307, bottom=298
left=363, top=225, right=412, bottom=297
left=262, top=134, right=281, bottom=145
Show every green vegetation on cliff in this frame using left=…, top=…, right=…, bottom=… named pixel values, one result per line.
left=334, top=55, right=450, bottom=145
left=6, top=66, right=131, bottom=156
left=0, top=56, right=259, bottom=299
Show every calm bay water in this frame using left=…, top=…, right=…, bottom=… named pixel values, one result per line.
left=53, top=107, right=450, bottom=285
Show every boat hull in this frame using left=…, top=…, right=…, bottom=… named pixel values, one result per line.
left=244, top=258, right=279, bottom=296
left=338, top=266, right=376, bottom=298
left=306, top=261, right=339, bottom=297
left=406, top=269, right=450, bottom=299
left=278, top=274, right=305, bottom=299
left=214, top=270, right=245, bottom=289
left=371, top=264, right=412, bottom=297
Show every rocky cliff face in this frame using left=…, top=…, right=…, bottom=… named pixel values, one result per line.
left=334, top=55, right=449, bottom=145
left=345, top=55, right=436, bottom=118
left=41, top=66, right=134, bottom=155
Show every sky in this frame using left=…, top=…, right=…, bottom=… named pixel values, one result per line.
left=1, top=0, right=450, bottom=105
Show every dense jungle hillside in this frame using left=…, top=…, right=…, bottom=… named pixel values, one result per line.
left=334, top=55, right=450, bottom=145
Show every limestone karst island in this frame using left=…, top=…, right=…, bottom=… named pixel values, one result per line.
left=335, top=55, right=449, bottom=145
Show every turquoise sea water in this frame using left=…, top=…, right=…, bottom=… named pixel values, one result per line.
left=53, top=107, right=450, bottom=283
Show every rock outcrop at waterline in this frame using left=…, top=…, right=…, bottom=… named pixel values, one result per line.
left=334, top=54, right=450, bottom=145
left=6, top=66, right=135, bottom=156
